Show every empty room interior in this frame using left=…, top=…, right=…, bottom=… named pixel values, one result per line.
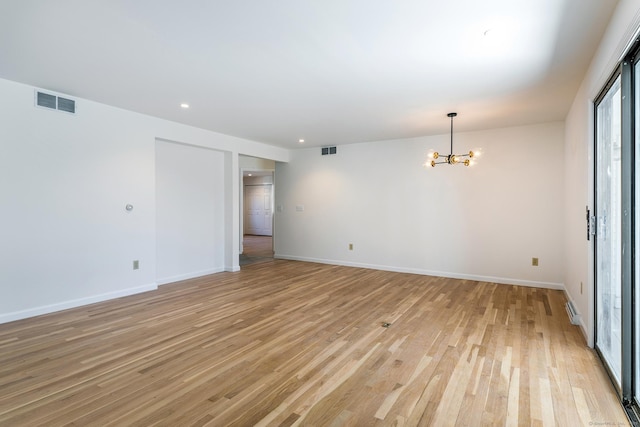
left=3, top=1, right=640, bottom=425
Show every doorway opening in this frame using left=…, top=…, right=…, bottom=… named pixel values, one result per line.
left=241, top=178, right=274, bottom=265
left=240, top=155, right=275, bottom=265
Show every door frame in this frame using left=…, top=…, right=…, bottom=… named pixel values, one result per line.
left=240, top=168, right=275, bottom=254
left=592, top=50, right=636, bottom=409
left=593, top=68, right=624, bottom=396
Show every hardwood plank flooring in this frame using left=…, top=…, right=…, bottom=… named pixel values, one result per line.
left=240, top=235, right=274, bottom=266
left=0, top=260, right=629, bottom=426
left=243, top=235, right=273, bottom=258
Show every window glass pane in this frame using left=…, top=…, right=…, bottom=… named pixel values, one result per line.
left=595, top=76, right=622, bottom=385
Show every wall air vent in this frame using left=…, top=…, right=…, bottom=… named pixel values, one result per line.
left=565, top=301, right=581, bottom=325
left=57, top=96, right=76, bottom=113
left=36, top=91, right=57, bottom=109
left=35, top=90, right=76, bottom=114
left=321, top=146, right=337, bottom=155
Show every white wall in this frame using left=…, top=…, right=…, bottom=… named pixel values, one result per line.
left=156, top=140, right=225, bottom=284
left=244, top=175, right=274, bottom=185
left=564, top=0, right=640, bottom=344
left=0, top=77, right=288, bottom=324
left=275, top=122, right=565, bottom=288
left=239, top=155, right=276, bottom=171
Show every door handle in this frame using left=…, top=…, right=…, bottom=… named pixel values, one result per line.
left=586, top=207, right=597, bottom=240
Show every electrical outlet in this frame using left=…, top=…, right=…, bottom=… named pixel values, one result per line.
left=133, top=260, right=139, bottom=270
left=531, top=257, right=539, bottom=266
left=349, top=243, right=353, bottom=250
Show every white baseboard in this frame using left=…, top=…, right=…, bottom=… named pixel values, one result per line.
left=156, top=268, right=226, bottom=286
left=0, top=283, right=157, bottom=325
left=274, top=254, right=565, bottom=290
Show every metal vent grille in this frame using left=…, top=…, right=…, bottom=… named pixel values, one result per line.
left=35, top=90, right=76, bottom=114
left=57, top=97, right=75, bottom=113
left=565, top=301, right=581, bottom=325
left=321, top=146, right=337, bottom=155
left=36, top=91, right=57, bottom=109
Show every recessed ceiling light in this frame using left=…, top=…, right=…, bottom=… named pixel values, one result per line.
left=180, top=103, right=190, bottom=109
left=298, top=139, right=305, bottom=143
left=248, top=173, right=252, bottom=177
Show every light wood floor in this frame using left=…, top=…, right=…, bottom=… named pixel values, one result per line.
left=240, top=235, right=274, bottom=266
left=0, top=260, right=629, bottom=426
left=243, top=235, right=273, bottom=257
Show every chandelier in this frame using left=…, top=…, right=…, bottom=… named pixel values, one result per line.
left=427, top=112, right=477, bottom=167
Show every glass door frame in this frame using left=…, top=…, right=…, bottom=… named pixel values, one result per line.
left=620, top=57, right=633, bottom=406
left=594, top=67, right=624, bottom=396
left=628, top=46, right=640, bottom=414
left=593, top=42, right=637, bottom=419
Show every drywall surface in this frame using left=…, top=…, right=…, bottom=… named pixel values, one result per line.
left=275, top=122, right=565, bottom=288
left=0, top=77, right=287, bottom=323
left=240, top=155, right=276, bottom=171
left=156, top=140, right=225, bottom=284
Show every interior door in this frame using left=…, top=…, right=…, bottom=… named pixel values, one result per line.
left=244, top=185, right=273, bottom=236
left=595, top=75, right=622, bottom=388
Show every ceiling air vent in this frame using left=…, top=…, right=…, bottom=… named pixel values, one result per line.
left=35, top=90, right=76, bottom=114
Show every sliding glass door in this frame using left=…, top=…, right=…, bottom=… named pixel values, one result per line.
left=595, top=75, right=622, bottom=388
left=594, top=42, right=640, bottom=422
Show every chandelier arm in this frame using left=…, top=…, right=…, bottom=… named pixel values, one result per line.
left=427, top=112, right=477, bottom=169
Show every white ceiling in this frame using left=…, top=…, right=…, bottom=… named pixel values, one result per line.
left=0, top=0, right=618, bottom=149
